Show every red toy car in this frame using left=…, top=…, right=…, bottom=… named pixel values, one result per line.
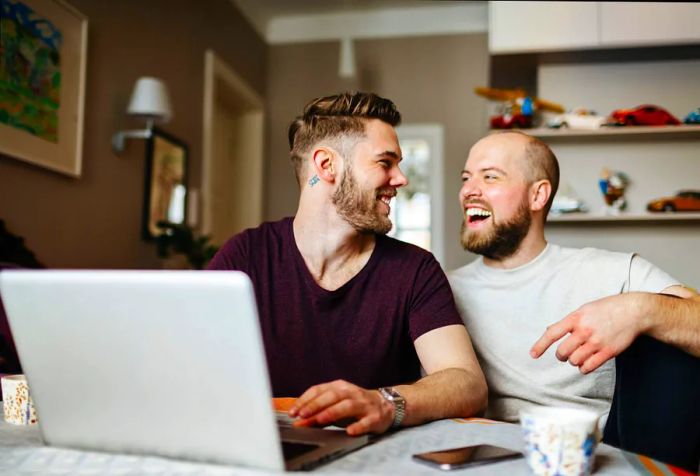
left=609, top=105, right=681, bottom=126
left=490, top=113, right=532, bottom=129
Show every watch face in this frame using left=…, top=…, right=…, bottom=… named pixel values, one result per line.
left=381, top=387, right=404, bottom=402
left=385, top=388, right=400, bottom=399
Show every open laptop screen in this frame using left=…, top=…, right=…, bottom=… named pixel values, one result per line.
left=0, top=270, right=285, bottom=469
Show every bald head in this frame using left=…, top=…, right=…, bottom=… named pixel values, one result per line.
left=471, top=131, right=559, bottom=215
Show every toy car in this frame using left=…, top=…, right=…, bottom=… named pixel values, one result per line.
left=609, top=105, right=681, bottom=126
left=647, top=190, right=700, bottom=212
left=490, top=113, right=532, bottom=129
left=684, top=108, right=700, bottom=125
left=547, top=108, right=607, bottom=130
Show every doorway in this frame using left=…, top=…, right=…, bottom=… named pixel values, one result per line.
left=390, top=124, right=445, bottom=264
left=201, top=50, right=264, bottom=246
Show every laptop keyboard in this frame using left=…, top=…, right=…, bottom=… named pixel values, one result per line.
left=281, top=441, right=320, bottom=460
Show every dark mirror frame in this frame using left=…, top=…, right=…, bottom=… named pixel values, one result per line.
left=142, top=128, right=189, bottom=240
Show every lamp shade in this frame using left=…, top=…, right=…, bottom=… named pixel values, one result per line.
left=127, top=77, right=172, bottom=122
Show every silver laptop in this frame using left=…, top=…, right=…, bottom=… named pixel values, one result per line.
left=0, top=270, right=368, bottom=471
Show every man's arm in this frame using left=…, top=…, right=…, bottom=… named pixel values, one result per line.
left=643, top=286, right=700, bottom=356
left=396, top=324, right=487, bottom=425
left=289, top=324, right=487, bottom=435
left=530, top=285, right=700, bottom=374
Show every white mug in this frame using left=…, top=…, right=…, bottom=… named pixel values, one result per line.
left=520, top=406, right=599, bottom=476
left=2, top=374, right=38, bottom=425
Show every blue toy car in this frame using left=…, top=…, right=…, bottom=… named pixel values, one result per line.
left=684, top=108, right=700, bottom=124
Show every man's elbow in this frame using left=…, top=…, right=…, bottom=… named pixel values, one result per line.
left=457, top=367, right=488, bottom=417
left=472, top=373, right=489, bottom=416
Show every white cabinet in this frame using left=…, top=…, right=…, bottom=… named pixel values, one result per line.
left=489, top=1, right=700, bottom=54
left=600, top=3, right=700, bottom=48
left=489, top=2, right=598, bottom=53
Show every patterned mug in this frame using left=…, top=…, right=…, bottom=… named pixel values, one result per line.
left=2, top=374, right=38, bottom=425
left=520, top=406, right=600, bottom=476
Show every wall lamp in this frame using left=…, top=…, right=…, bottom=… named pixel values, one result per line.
left=112, top=77, right=172, bottom=153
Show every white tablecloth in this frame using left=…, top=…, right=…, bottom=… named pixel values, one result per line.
left=0, top=417, right=644, bottom=475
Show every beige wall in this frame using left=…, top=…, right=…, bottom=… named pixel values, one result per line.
left=264, top=34, right=489, bottom=270
left=0, top=0, right=266, bottom=268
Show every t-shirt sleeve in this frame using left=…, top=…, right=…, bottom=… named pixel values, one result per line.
left=626, top=254, right=681, bottom=293
left=206, top=232, right=249, bottom=271
left=408, top=254, right=464, bottom=341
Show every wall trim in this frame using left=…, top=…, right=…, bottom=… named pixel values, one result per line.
left=201, top=50, right=264, bottom=236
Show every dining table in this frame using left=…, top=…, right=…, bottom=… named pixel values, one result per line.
left=0, top=413, right=686, bottom=475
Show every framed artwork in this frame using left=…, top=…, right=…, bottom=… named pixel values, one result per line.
left=143, top=128, right=188, bottom=239
left=0, top=0, right=87, bottom=177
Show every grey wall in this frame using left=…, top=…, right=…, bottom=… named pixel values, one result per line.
left=0, top=0, right=266, bottom=268
left=265, top=33, right=489, bottom=270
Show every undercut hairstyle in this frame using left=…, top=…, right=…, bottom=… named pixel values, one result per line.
left=287, top=92, right=402, bottom=185
left=498, top=131, right=560, bottom=216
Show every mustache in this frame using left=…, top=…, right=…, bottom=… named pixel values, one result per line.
left=462, top=199, right=491, bottom=210
left=377, top=188, right=397, bottom=198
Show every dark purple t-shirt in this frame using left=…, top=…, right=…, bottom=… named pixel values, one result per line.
left=207, top=217, right=463, bottom=397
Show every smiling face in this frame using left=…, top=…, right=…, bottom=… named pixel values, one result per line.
left=459, top=133, right=534, bottom=259
left=332, top=119, right=407, bottom=234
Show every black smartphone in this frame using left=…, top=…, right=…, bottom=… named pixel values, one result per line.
left=412, top=444, right=523, bottom=470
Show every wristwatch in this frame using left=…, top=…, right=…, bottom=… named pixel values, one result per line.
left=378, top=387, right=406, bottom=428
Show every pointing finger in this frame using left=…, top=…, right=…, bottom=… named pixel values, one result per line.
left=531, top=317, right=575, bottom=358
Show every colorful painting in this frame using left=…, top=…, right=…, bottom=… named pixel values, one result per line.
left=0, top=0, right=62, bottom=142
left=0, top=0, right=87, bottom=177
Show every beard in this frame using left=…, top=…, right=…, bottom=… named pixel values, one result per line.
left=332, top=165, right=393, bottom=235
left=460, top=199, right=531, bottom=260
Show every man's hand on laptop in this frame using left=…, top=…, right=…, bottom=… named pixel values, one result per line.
left=288, top=380, right=394, bottom=436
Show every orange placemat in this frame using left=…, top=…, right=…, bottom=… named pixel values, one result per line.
left=273, top=397, right=297, bottom=412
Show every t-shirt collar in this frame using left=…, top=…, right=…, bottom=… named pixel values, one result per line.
left=474, top=243, right=554, bottom=279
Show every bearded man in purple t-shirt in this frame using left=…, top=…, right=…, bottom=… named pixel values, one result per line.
left=208, top=91, right=486, bottom=436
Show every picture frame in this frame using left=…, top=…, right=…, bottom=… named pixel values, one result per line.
left=143, top=128, right=189, bottom=239
left=0, top=0, right=88, bottom=177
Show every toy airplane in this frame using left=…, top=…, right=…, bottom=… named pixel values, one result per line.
left=474, top=87, right=565, bottom=129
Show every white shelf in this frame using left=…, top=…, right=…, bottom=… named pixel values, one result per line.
left=548, top=212, right=700, bottom=223
left=523, top=125, right=700, bottom=225
left=524, top=124, right=700, bottom=140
